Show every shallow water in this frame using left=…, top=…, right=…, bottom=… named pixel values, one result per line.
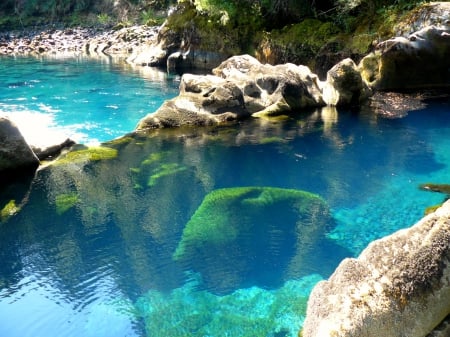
left=0, top=55, right=180, bottom=145
left=0, top=56, right=449, bottom=337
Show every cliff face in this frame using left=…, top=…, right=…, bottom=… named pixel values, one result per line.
left=302, top=200, right=450, bottom=337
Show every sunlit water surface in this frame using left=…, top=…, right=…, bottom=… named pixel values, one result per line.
left=0, top=55, right=180, bottom=146
left=1, top=56, right=450, bottom=337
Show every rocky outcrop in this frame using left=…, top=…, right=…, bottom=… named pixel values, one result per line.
left=136, top=55, right=367, bottom=129
left=358, top=2, right=450, bottom=90
left=0, top=117, right=39, bottom=182
left=301, top=199, right=450, bottom=337
left=359, top=25, right=450, bottom=90
left=31, top=138, right=76, bottom=161
left=0, top=25, right=158, bottom=57
left=322, top=58, right=371, bottom=106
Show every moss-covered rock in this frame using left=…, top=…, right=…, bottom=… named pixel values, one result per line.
left=256, top=19, right=341, bottom=70
left=0, top=200, right=20, bottom=223
left=52, top=145, right=118, bottom=165
left=173, top=186, right=333, bottom=293
left=55, top=192, right=79, bottom=215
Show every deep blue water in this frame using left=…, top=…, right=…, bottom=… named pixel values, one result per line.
left=0, top=56, right=450, bottom=337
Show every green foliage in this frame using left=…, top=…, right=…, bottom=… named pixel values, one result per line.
left=141, top=8, right=166, bottom=26
left=258, top=18, right=341, bottom=66
left=166, top=0, right=264, bottom=54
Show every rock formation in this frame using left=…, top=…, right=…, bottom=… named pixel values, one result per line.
left=359, top=25, right=450, bottom=90
left=136, top=55, right=368, bottom=130
left=301, top=199, right=450, bottom=337
left=358, top=2, right=450, bottom=91
left=0, top=117, right=39, bottom=182
left=173, top=186, right=334, bottom=293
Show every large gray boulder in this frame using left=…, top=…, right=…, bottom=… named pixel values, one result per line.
left=136, top=73, right=248, bottom=128
left=302, top=199, right=450, bottom=337
left=136, top=55, right=327, bottom=129
left=0, top=117, right=39, bottom=180
left=213, top=55, right=325, bottom=115
left=359, top=25, right=450, bottom=90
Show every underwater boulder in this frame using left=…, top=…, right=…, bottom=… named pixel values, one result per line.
left=173, top=186, right=333, bottom=293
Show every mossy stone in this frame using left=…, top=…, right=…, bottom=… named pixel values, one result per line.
left=53, top=146, right=118, bottom=165
left=55, top=193, right=79, bottom=215
left=0, top=200, right=20, bottom=223
left=173, top=186, right=332, bottom=292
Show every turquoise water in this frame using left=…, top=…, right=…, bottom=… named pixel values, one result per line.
left=0, top=55, right=180, bottom=145
left=0, top=56, right=450, bottom=337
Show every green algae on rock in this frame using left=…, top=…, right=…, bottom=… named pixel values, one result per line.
left=419, top=183, right=450, bottom=215
left=173, top=186, right=333, bottom=293
left=0, top=199, right=20, bottom=223
left=147, top=163, right=187, bottom=187
left=52, top=146, right=118, bottom=166
left=55, top=193, right=79, bottom=215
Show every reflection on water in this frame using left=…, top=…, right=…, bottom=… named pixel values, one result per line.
left=1, top=62, right=450, bottom=336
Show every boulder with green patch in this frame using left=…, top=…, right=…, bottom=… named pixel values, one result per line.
left=173, top=186, right=333, bottom=293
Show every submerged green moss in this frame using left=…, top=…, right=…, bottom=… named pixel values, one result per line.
left=141, top=151, right=171, bottom=166
left=134, top=273, right=321, bottom=337
left=148, top=163, right=187, bottom=187
left=53, top=146, right=118, bottom=165
left=0, top=200, right=20, bottom=223
left=173, top=186, right=330, bottom=261
left=55, top=193, right=79, bottom=215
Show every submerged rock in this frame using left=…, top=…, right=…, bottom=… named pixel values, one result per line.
left=419, top=183, right=450, bottom=195
left=173, top=186, right=333, bottom=293
left=302, top=200, right=450, bottom=337
left=0, top=117, right=39, bottom=182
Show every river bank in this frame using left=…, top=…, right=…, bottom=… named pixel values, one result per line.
left=0, top=24, right=158, bottom=58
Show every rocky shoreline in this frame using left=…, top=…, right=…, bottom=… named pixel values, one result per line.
left=0, top=24, right=159, bottom=58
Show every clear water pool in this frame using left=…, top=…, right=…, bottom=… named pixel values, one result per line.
left=0, top=55, right=180, bottom=145
left=0, top=56, right=449, bottom=337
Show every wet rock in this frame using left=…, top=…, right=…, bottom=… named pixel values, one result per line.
left=213, top=55, right=325, bottom=115
left=32, top=138, right=76, bottom=161
left=136, top=73, right=247, bottom=128
left=127, top=23, right=180, bottom=66
left=166, top=49, right=225, bottom=73
left=302, top=200, right=450, bottom=337
left=0, top=117, right=39, bottom=182
left=0, top=25, right=159, bottom=57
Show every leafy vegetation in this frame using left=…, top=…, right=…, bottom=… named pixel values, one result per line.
left=0, top=0, right=430, bottom=69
